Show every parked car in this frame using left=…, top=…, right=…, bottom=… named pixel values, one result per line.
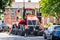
left=0, top=25, right=3, bottom=32
left=52, top=25, right=60, bottom=40
left=0, top=23, right=10, bottom=32
left=44, top=25, right=60, bottom=40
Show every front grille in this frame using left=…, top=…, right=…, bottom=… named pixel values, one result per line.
left=28, top=26, right=34, bottom=31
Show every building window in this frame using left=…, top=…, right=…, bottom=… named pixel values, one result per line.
left=4, top=8, right=9, bottom=15
left=11, top=8, right=15, bottom=17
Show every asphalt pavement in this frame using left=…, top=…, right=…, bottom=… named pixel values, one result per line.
left=0, top=32, right=45, bottom=40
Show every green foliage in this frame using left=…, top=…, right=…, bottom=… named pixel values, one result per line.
left=39, top=0, right=60, bottom=16
left=0, top=0, right=14, bottom=11
left=0, top=14, right=2, bottom=20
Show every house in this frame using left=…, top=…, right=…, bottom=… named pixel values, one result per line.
left=4, top=1, right=39, bottom=25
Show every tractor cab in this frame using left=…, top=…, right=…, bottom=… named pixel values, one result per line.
left=23, top=8, right=35, bottom=19
left=23, top=8, right=42, bottom=23
left=10, top=8, right=43, bottom=36
left=24, top=15, right=44, bottom=36
left=27, top=19, right=40, bottom=32
left=25, top=15, right=40, bottom=29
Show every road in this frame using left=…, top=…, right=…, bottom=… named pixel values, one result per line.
left=0, top=32, right=45, bottom=40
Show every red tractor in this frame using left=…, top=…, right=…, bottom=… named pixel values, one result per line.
left=10, top=14, right=44, bottom=36
left=10, top=8, right=43, bottom=36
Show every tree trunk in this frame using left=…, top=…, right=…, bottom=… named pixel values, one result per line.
left=58, top=16, right=60, bottom=25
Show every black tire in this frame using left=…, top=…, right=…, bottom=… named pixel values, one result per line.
left=52, top=35, right=54, bottom=40
left=37, top=31, right=43, bottom=36
left=34, top=31, right=38, bottom=36
left=44, top=34, right=47, bottom=39
left=52, top=37, right=54, bottom=40
left=11, top=29, right=16, bottom=35
left=17, top=30, right=22, bottom=35
left=47, top=39, right=51, bottom=40
left=21, top=31, right=25, bottom=36
left=37, top=31, right=41, bottom=36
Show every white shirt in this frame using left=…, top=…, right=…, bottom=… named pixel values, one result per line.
left=42, top=17, right=44, bottom=24
left=47, top=18, right=50, bottom=24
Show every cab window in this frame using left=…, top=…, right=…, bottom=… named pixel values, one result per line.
left=28, top=20, right=40, bottom=25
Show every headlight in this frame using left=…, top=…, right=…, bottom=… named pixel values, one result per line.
left=34, top=28, right=35, bottom=31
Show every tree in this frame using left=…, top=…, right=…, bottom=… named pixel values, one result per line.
left=39, top=0, right=60, bottom=16
left=0, top=0, right=14, bottom=20
left=39, top=0, right=60, bottom=24
left=0, top=0, right=14, bottom=12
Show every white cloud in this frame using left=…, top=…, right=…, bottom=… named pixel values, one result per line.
left=15, top=0, right=40, bottom=2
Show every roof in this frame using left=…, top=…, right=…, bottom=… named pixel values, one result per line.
left=6, top=2, right=39, bottom=8
left=27, top=15, right=38, bottom=20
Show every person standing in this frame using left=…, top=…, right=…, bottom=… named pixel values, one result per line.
left=42, top=17, right=44, bottom=24
left=47, top=17, right=50, bottom=24
left=53, top=17, right=56, bottom=25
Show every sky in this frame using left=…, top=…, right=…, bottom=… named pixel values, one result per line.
left=15, top=0, right=40, bottom=2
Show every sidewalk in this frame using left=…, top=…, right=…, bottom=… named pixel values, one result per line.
left=0, top=32, right=20, bottom=38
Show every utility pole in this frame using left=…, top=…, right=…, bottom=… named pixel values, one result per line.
left=23, top=0, right=25, bottom=19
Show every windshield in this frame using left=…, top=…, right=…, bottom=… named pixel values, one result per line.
left=28, top=20, right=40, bottom=25
left=48, top=25, right=60, bottom=32
left=48, top=26, right=55, bottom=31
left=55, top=26, right=60, bottom=29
